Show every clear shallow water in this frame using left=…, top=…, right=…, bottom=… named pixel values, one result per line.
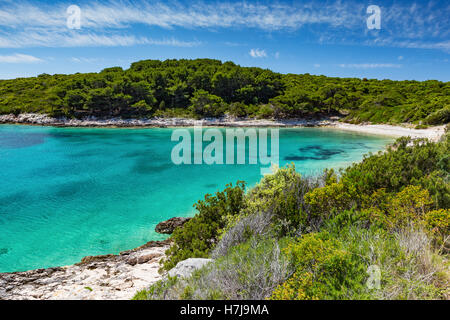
left=0, top=125, right=394, bottom=272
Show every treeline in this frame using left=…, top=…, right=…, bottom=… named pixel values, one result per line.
left=0, top=59, right=449, bottom=124
left=134, top=131, right=450, bottom=300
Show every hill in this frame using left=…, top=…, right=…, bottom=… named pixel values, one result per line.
left=1, top=59, right=448, bottom=124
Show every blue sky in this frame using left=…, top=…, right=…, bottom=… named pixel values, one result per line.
left=0, top=0, right=448, bottom=81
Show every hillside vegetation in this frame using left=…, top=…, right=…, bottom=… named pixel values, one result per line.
left=134, top=131, right=449, bottom=300
left=1, top=59, right=449, bottom=124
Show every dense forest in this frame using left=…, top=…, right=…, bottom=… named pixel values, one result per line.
left=135, top=130, right=449, bottom=300
left=0, top=59, right=449, bottom=124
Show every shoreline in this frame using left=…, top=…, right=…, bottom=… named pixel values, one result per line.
left=0, top=113, right=447, bottom=142
left=0, top=114, right=447, bottom=299
left=0, top=239, right=171, bottom=300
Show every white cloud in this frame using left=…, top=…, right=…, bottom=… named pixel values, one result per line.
left=314, top=64, right=321, bottom=68
left=0, top=1, right=447, bottom=52
left=398, top=56, right=404, bottom=60
left=339, top=63, right=402, bottom=69
left=0, top=1, right=362, bottom=31
left=249, top=49, right=267, bottom=58
left=0, top=53, right=43, bottom=63
left=274, top=52, right=280, bottom=59
left=0, top=31, right=201, bottom=48
left=70, top=57, right=101, bottom=63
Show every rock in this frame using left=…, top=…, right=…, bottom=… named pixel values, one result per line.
left=0, top=240, right=170, bottom=300
left=155, top=217, right=192, bottom=234
left=168, top=258, right=213, bottom=278
left=126, top=253, right=161, bottom=266
left=78, top=254, right=116, bottom=265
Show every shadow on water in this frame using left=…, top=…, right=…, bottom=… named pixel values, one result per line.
left=131, top=157, right=173, bottom=175
left=285, top=145, right=344, bottom=161
left=0, top=132, right=48, bottom=148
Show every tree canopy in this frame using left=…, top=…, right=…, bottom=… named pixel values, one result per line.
left=0, top=59, right=448, bottom=124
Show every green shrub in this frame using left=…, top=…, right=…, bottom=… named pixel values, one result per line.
left=424, top=107, right=450, bottom=125
left=270, top=232, right=369, bottom=300
left=138, top=237, right=291, bottom=300
left=424, top=209, right=450, bottom=252
left=161, top=181, right=246, bottom=271
left=238, top=165, right=319, bottom=235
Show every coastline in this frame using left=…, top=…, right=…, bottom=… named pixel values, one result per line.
left=0, top=113, right=447, bottom=142
left=0, top=114, right=447, bottom=300
left=0, top=239, right=171, bottom=300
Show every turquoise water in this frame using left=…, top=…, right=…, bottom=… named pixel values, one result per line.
left=0, top=125, right=394, bottom=272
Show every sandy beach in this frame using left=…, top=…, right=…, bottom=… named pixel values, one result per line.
left=331, top=122, right=447, bottom=142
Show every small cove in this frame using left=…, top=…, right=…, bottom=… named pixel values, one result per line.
left=0, top=125, right=395, bottom=272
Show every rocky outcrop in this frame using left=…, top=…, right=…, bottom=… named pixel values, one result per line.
left=155, top=217, right=192, bottom=234
left=168, top=258, right=213, bottom=279
left=0, top=239, right=171, bottom=300
left=0, top=113, right=337, bottom=127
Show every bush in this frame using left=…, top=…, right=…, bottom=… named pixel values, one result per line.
left=342, top=136, right=449, bottom=208
left=212, top=210, right=274, bottom=258
left=424, top=209, right=450, bottom=252
left=238, top=165, right=319, bottom=236
left=270, top=232, right=368, bottom=300
left=138, top=237, right=291, bottom=300
left=161, top=181, right=246, bottom=271
left=304, top=179, right=359, bottom=220
left=424, top=107, right=450, bottom=125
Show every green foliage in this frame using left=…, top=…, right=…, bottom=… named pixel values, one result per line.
left=237, top=165, right=319, bottom=236
left=189, top=89, right=226, bottom=118
left=270, top=232, right=368, bottom=300
left=161, top=181, right=246, bottom=271
left=133, top=276, right=180, bottom=300
left=271, top=226, right=448, bottom=300
left=342, top=136, right=449, bottom=208
left=138, top=237, right=291, bottom=300
left=424, top=209, right=450, bottom=251
left=304, top=178, right=359, bottom=219
left=1, top=59, right=448, bottom=123
left=424, top=106, right=450, bottom=125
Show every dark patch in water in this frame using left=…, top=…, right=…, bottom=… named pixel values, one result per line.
left=97, top=239, right=109, bottom=247
left=0, top=248, right=9, bottom=255
left=70, top=149, right=101, bottom=158
left=284, top=145, right=344, bottom=161
left=0, top=132, right=48, bottom=149
left=121, top=150, right=156, bottom=159
left=132, top=158, right=172, bottom=175
left=53, top=179, right=95, bottom=199
left=204, top=184, right=218, bottom=189
left=0, top=191, right=31, bottom=209
left=285, top=155, right=322, bottom=161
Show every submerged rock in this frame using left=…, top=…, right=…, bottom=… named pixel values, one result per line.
left=168, top=258, right=213, bottom=279
left=155, top=217, right=192, bottom=234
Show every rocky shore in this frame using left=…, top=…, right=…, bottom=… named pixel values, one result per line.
left=0, top=239, right=171, bottom=300
left=0, top=113, right=445, bottom=142
left=0, top=113, right=336, bottom=127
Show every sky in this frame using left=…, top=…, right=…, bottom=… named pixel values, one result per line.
left=0, top=0, right=448, bottom=81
